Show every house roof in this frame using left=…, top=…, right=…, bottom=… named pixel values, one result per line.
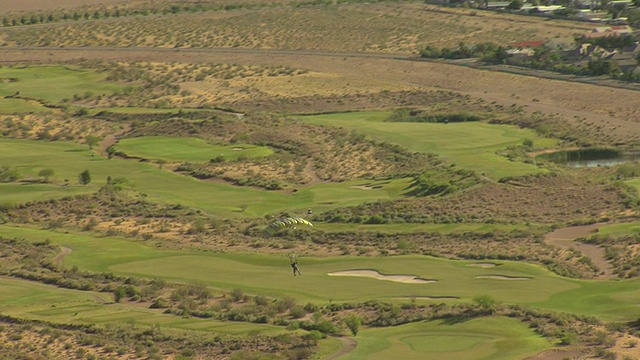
left=583, top=31, right=621, bottom=38
left=592, top=25, right=633, bottom=34
left=610, top=25, right=633, bottom=33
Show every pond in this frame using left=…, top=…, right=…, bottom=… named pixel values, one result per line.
left=537, top=148, right=640, bottom=168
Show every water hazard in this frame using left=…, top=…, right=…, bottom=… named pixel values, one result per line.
left=537, top=148, right=640, bottom=168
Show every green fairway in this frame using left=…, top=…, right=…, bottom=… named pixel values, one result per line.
left=0, top=276, right=283, bottom=335
left=0, top=138, right=412, bottom=216
left=299, top=112, right=557, bottom=179
left=116, top=136, right=273, bottom=162
left=2, top=225, right=638, bottom=320
left=107, top=254, right=575, bottom=305
left=0, top=275, right=553, bottom=359
left=532, top=280, right=640, bottom=321
left=0, top=276, right=100, bottom=306
left=341, top=317, right=550, bottom=360
left=592, top=221, right=640, bottom=236
left=0, top=66, right=123, bottom=104
left=0, top=97, right=51, bottom=114
left=626, top=178, right=640, bottom=196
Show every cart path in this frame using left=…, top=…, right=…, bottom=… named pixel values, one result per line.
left=524, top=346, right=588, bottom=360
left=53, top=246, right=72, bottom=267
left=98, top=123, right=131, bottom=157
left=325, top=336, right=357, bottom=360
left=544, top=223, right=614, bottom=279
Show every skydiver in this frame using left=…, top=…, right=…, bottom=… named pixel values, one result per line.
left=291, top=261, right=302, bottom=276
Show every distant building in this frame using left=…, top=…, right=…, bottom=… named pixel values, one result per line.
left=485, top=1, right=510, bottom=9
left=581, top=26, right=633, bottom=39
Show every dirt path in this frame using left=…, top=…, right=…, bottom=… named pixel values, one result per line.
left=98, top=123, right=130, bottom=157
left=303, top=161, right=324, bottom=186
left=53, top=246, right=72, bottom=267
left=544, top=223, right=614, bottom=279
left=325, top=336, right=357, bottom=360
left=524, top=347, right=588, bottom=360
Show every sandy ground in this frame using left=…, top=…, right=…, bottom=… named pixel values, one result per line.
left=53, top=246, right=72, bottom=267
left=327, top=270, right=434, bottom=283
left=544, top=223, right=614, bottom=279
left=467, top=262, right=498, bottom=268
left=1, top=47, right=638, bottom=145
left=475, top=275, right=531, bottom=280
left=524, top=347, right=590, bottom=360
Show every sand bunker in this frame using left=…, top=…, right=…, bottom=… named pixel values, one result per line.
left=467, top=262, right=499, bottom=268
left=476, top=275, right=531, bottom=280
left=328, top=270, right=435, bottom=284
left=350, top=185, right=377, bottom=190
left=398, top=296, right=459, bottom=300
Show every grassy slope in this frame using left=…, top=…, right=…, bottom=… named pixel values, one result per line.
left=594, top=221, right=640, bottom=236
left=0, top=66, right=122, bottom=103
left=0, top=276, right=284, bottom=335
left=116, top=136, right=273, bottom=162
left=0, top=138, right=412, bottom=216
left=299, top=112, right=557, bottom=179
left=2, top=225, right=638, bottom=321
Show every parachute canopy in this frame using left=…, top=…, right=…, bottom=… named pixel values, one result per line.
left=264, top=217, right=313, bottom=236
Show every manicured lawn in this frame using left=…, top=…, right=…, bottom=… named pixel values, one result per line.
left=299, top=112, right=557, bottom=179
left=0, top=276, right=283, bottom=335
left=594, top=221, right=640, bottom=237
left=0, top=138, right=412, bottom=217
left=531, top=280, right=640, bottom=321
left=341, top=317, right=550, bottom=360
left=3, top=225, right=638, bottom=320
left=0, top=66, right=123, bottom=103
left=0, top=276, right=99, bottom=306
left=0, top=98, right=51, bottom=114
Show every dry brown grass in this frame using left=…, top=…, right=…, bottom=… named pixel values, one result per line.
left=0, top=114, right=121, bottom=142
left=1, top=3, right=592, bottom=52
left=2, top=1, right=632, bottom=144
left=3, top=44, right=637, bottom=145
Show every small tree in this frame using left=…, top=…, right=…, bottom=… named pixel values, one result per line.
left=106, top=145, right=116, bottom=159
left=114, top=286, right=126, bottom=303
left=507, top=0, right=523, bottom=10
left=38, top=168, right=55, bottom=182
left=79, top=170, right=91, bottom=185
left=473, top=294, right=498, bottom=314
left=0, top=165, right=20, bottom=182
left=345, top=315, right=362, bottom=336
left=85, top=135, right=100, bottom=150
